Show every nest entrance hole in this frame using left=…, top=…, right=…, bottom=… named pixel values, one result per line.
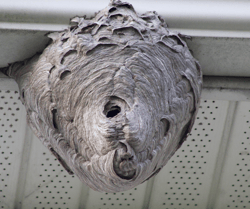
left=106, top=105, right=121, bottom=118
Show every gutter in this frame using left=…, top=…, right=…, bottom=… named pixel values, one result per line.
left=0, top=0, right=250, bottom=76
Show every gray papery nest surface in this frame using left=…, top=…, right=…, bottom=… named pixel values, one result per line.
left=2, top=0, right=202, bottom=192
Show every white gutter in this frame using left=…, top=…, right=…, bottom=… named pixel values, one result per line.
left=0, top=0, right=250, bottom=76
left=1, top=0, right=250, bottom=34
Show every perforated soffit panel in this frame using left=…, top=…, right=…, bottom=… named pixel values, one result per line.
left=1, top=86, right=250, bottom=209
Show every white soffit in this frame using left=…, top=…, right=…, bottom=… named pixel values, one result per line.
left=1, top=93, right=250, bottom=209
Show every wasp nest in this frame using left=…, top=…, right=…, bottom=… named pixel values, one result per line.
left=2, top=0, right=202, bottom=192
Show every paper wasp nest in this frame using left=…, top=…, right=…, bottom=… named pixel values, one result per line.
left=2, top=0, right=202, bottom=192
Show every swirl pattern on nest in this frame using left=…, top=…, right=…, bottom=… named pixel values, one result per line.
left=4, top=0, right=202, bottom=192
